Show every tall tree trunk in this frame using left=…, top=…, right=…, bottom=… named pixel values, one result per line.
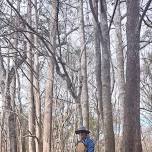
left=0, top=21, right=17, bottom=152
left=27, top=0, right=35, bottom=152
left=33, top=0, right=42, bottom=152
left=114, top=0, right=125, bottom=112
left=16, top=72, right=24, bottom=152
left=113, top=0, right=125, bottom=149
left=0, top=43, right=6, bottom=152
left=15, top=1, right=23, bottom=152
left=93, top=0, right=103, bottom=151
left=9, top=77, right=17, bottom=152
left=122, top=0, right=142, bottom=151
left=43, top=59, right=54, bottom=152
left=43, top=0, right=57, bottom=152
left=94, top=0, right=103, bottom=120
left=9, top=1, right=22, bottom=151
left=4, top=76, right=11, bottom=152
left=79, top=0, right=89, bottom=129
left=99, top=0, right=115, bottom=152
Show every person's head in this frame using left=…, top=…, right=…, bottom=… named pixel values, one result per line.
left=75, top=126, right=90, bottom=141
left=78, top=132, right=88, bottom=140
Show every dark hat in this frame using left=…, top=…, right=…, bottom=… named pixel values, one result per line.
left=75, top=126, right=90, bottom=134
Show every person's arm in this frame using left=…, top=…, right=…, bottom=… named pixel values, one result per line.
left=87, top=140, right=95, bottom=152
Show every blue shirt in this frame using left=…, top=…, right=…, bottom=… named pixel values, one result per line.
left=82, top=136, right=95, bottom=152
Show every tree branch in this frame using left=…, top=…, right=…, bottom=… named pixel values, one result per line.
left=138, top=0, right=152, bottom=31
left=143, top=18, right=152, bottom=28
left=140, top=107, right=152, bottom=113
left=6, top=0, right=55, bottom=57
left=6, top=0, right=82, bottom=101
left=89, top=0, right=104, bottom=43
left=108, top=0, right=119, bottom=33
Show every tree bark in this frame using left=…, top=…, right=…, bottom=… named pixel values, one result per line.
left=122, top=0, right=142, bottom=151
left=114, top=0, right=125, bottom=112
left=27, top=0, right=36, bottom=152
left=9, top=77, right=17, bottom=152
left=43, top=60, right=54, bottom=152
left=0, top=41, right=6, bottom=152
left=113, top=0, right=125, bottom=149
left=0, top=20, right=17, bottom=152
left=43, top=0, right=57, bottom=152
left=93, top=1, right=103, bottom=151
left=99, top=0, right=115, bottom=152
left=33, top=0, right=42, bottom=152
left=79, top=0, right=89, bottom=129
left=93, top=0, right=103, bottom=120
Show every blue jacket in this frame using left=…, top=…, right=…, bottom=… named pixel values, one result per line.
left=83, top=136, right=95, bottom=152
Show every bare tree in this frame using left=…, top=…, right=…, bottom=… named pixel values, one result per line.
left=99, top=0, right=115, bottom=152
left=33, top=0, right=42, bottom=151
left=79, top=0, right=89, bottom=129
left=93, top=0, right=103, bottom=151
left=113, top=0, right=125, bottom=149
left=27, top=0, right=36, bottom=152
left=122, top=0, right=142, bottom=151
left=43, top=0, right=57, bottom=152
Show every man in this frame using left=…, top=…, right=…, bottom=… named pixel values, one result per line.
left=75, top=126, right=95, bottom=152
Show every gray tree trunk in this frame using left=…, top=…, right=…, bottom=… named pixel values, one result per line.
left=99, top=0, right=115, bottom=152
left=42, top=0, right=57, bottom=152
left=94, top=0, right=103, bottom=119
left=27, top=0, right=36, bottom=152
left=9, top=77, right=17, bottom=152
left=33, top=0, right=42, bottom=152
left=0, top=18, right=17, bottom=152
left=122, top=0, right=142, bottom=151
left=93, top=0, right=103, bottom=151
left=79, top=0, right=89, bottom=129
left=113, top=0, right=125, bottom=149
left=114, top=0, right=125, bottom=112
